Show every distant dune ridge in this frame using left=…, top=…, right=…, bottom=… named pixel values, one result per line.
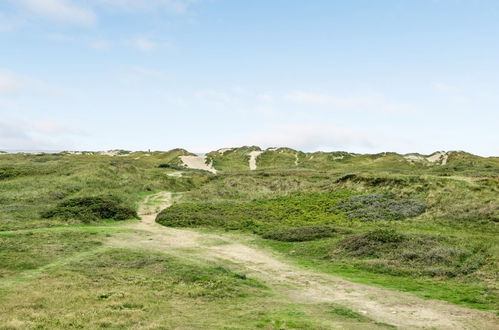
left=2, top=146, right=496, bottom=176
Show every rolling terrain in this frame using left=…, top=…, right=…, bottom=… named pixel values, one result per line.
left=0, top=147, right=498, bottom=329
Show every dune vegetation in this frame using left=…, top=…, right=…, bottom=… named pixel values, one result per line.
left=0, top=147, right=498, bottom=328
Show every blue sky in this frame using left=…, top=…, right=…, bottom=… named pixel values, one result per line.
left=0, top=0, right=498, bottom=155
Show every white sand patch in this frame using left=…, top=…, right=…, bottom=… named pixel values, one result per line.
left=267, top=148, right=278, bottom=151
left=248, top=150, right=263, bottom=170
left=404, top=154, right=425, bottom=162
left=180, top=155, right=217, bottom=173
left=294, top=153, right=299, bottom=166
left=167, top=172, right=183, bottom=177
left=427, top=151, right=449, bottom=165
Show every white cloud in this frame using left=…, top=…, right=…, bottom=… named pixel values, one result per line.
left=432, top=82, right=468, bottom=104
left=0, top=119, right=82, bottom=150
left=94, top=0, right=195, bottom=14
left=17, top=0, right=96, bottom=26
left=195, top=90, right=234, bottom=103
left=131, top=66, right=166, bottom=79
left=32, top=120, right=85, bottom=135
left=236, top=124, right=377, bottom=152
left=128, top=37, right=158, bottom=52
left=0, top=70, right=22, bottom=95
left=89, top=39, right=111, bottom=50
left=0, top=13, right=26, bottom=32
left=286, top=91, right=419, bottom=113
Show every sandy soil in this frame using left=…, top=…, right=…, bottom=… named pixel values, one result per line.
left=106, top=193, right=498, bottom=330
left=427, top=151, right=449, bottom=165
left=179, top=155, right=217, bottom=173
left=248, top=151, right=263, bottom=170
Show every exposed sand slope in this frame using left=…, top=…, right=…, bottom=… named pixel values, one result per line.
left=107, top=193, right=499, bottom=330
left=179, top=155, right=217, bottom=173
left=248, top=150, right=263, bottom=170
left=427, top=151, right=449, bottom=165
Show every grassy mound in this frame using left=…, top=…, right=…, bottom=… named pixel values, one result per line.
left=156, top=192, right=354, bottom=232
left=337, top=194, right=426, bottom=221
left=156, top=192, right=426, bottom=234
left=337, top=229, right=488, bottom=277
left=41, top=196, right=138, bottom=222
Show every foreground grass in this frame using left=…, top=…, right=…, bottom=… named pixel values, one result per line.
left=1, top=150, right=498, bottom=327
left=0, top=245, right=389, bottom=329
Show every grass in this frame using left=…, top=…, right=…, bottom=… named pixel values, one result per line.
left=0, top=244, right=386, bottom=329
left=0, top=229, right=105, bottom=280
left=0, top=149, right=498, bottom=327
left=157, top=170, right=498, bottom=311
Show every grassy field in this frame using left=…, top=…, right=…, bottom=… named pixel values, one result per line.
left=0, top=148, right=498, bottom=328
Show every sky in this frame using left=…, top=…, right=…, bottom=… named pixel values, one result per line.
left=0, top=0, right=498, bottom=155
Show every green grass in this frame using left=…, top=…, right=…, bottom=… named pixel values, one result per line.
left=256, top=235, right=497, bottom=310
left=0, top=149, right=498, bottom=326
left=157, top=173, right=498, bottom=311
left=0, top=229, right=105, bottom=280
left=0, top=246, right=385, bottom=329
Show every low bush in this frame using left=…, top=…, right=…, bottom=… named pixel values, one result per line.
left=336, top=229, right=488, bottom=277
left=337, top=194, right=425, bottom=221
left=158, top=163, right=185, bottom=170
left=41, top=196, right=138, bottom=222
left=262, top=225, right=347, bottom=242
left=156, top=192, right=353, bottom=232
left=0, top=167, right=35, bottom=180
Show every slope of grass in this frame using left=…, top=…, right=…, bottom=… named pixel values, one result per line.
left=205, top=146, right=261, bottom=171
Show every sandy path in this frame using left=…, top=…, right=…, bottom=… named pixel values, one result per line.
left=108, top=193, right=498, bottom=330
left=248, top=150, right=263, bottom=170
left=179, top=155, right=217, bottom=173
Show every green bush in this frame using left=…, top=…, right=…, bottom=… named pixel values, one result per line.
left=0, top=167, right=35, bottom=180
left=262, top=225, right=345, bottom=242
left=41, top=196, right=138, bottom=222
left=156, top=192, right=353, bottom=232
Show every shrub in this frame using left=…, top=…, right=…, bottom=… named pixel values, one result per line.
left=262, top=225, right=344, bottom=242
left=41, top=196, right=138, bottom=222
left=336, top=230, right=488, bottom=277
left=0, top=167, right=34, bottom=180
left=339, top=229, right=405, bottom=257
left=337, top=194, right=425, bottom=221
left=158, top=163, right=185, bottom=170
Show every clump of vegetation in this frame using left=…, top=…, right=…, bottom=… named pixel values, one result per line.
left=337, top=194, right=426, bottom=221
left=158, top=163, right=185, bottom=170
left=337, top=229, right=488, bottom=277
left=156, top=192, right=353, bottom=232
left=41, top=196, right=138, bottom=222
left=0, top=167, right=36, bottom=180
left=262, top=225, right=346, bottom=242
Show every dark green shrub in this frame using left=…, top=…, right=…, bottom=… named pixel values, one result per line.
left=337, top=194, right=425, bottom=221
left=41, top=196, right=138, bottom=222
left=339, top=229, right=405, bottom=257
left=262, top=225, right=344, bottom=242
left=158, top=163, right=185, bottom=170
left=0, top=167, right=34, bottom=180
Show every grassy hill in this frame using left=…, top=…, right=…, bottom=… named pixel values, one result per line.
left=0, top=147, right=497, bottom=327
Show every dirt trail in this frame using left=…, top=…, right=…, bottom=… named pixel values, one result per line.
left=108, top=193, right=498, bottom=330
